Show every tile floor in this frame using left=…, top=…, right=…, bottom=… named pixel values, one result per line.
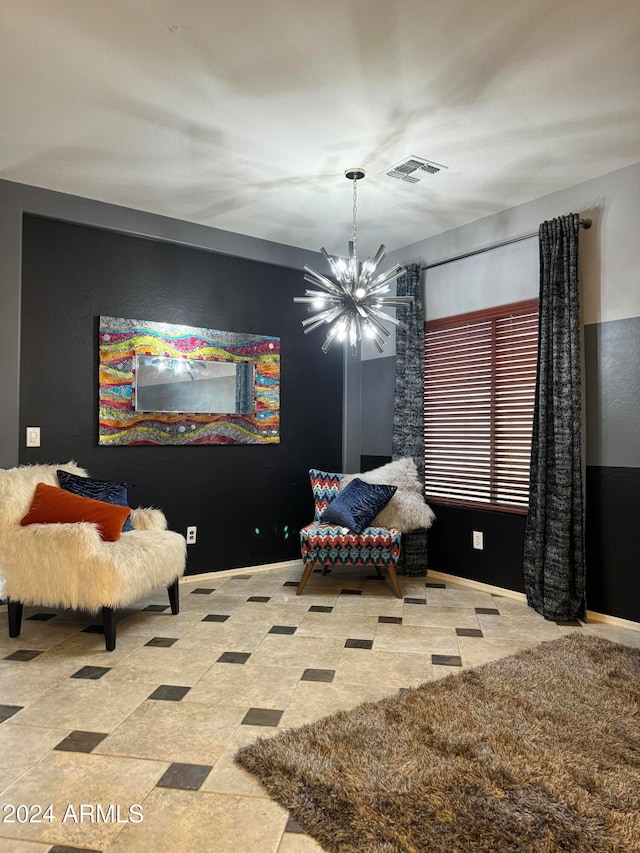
left=0, top=565, right=638, bottom=852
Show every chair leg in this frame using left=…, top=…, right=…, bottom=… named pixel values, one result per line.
left=102, top=607, right=117, bottom=652
left=375, top=566, right=384, bottom=579
left=296, top=563, right=314, bottom=595
left=167, top=577, right=180, bottom=615
left=387, top=564, right=403, bottom=599
left=8, top=600, right=23, bottom=638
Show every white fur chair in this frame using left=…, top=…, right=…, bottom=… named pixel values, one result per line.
left=0, top=462, right=186, bottom=651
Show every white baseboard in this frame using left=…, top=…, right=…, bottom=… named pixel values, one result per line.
left=180, top=562, right=640, bottom=634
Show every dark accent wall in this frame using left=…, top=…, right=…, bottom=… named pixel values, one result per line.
left=19, top=215, right=343, bottom=575
left=426, top=504, right=527, bottom=593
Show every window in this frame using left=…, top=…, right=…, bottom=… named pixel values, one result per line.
left=424, top=300, right=538, bottom=512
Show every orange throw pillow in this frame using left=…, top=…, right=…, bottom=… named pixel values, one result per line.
left=20, top=483, right=131, bottom=542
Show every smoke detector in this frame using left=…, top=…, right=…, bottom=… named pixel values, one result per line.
left=384, top=156, right=447, bottom=183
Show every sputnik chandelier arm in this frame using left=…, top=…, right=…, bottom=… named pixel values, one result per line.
left=294, top=168, right=413, bottom=355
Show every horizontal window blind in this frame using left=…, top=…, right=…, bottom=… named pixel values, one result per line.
left=424, top=300, right=538, bottom=511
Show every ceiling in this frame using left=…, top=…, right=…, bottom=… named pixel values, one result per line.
left=2, top=0, right=639, bottom=256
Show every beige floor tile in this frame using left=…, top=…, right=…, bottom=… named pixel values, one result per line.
left=279, top=680, right=392, bottom=728
left=38, top=631, right=154, bottom=667
left=457, top=636, right=542, bottom=668
left=248, top=635, right=344, bottom=670
left=0, top=622, right=81, bottom=652
left=295, top=612, right=379, bottom=639
left=0, top=660, right=80, bottom=706
left=8, top=678, right=152, bottom=732
left=96, top=700, right=245, bottom=765
left=476, top=615, right=562, bottom=640
left=403, top=606, right=481, bottom=629
left=115, top=610, right=205, bottom=638
left=582, top=623, right=640, bottom=648
left=105, top=788, right=288, bottom=853
left=174, top=621, right=268, bottom=652
left=374, top=623, right=459, bottom=655
left=200, top=725, right=273, bottom=798
left=331, top=595, right=404, bottom=616
left=0, top=840, right=52, bottom=851
left=185, top=663, right=302, bottom=709
left=227, top=603, right=309, bottom=627
left=424, top=587, right=497, bottom=608
left=334, top=648, right=434, bottom=688
left=0, top=751, right=166, bottom=848
left=175, top=593, right=248, bottom=614
left=104, top=644, right=219, bottom=686
left=0, top=724, right=69, bottom=793
left=278, top=832, right=326, bottom=852
left=268, top=590, right=341, bottom=608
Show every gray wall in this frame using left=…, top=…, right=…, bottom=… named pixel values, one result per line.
left=0, top=179, right=322, bottom=470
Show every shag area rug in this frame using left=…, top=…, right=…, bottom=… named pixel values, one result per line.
left=235, top=635, right=640, bottom=852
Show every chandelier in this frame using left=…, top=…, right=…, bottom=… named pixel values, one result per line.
left=294, top=168, right=413, bottom=355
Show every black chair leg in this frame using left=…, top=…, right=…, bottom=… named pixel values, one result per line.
left=102, top=606, right=116, bottom=651
left=167, top=577, right=179, bottom=615
left=8, top=600, right=23, bottom=638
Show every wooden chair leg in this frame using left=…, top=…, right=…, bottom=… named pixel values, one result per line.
left=8, top=600, right=23, bottom=638
left=102, top=606, right=117, bottom=651
left=387, top=564, right=403, bottom=599
left=167, top=577, right=180, bottom=615
left=296, top=563, right=314, bottom=595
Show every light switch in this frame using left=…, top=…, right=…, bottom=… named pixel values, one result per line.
left=26, top=426, right=41, bottom=447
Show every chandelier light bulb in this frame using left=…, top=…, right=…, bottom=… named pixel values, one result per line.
left=293, top=168, right=414, bottom=355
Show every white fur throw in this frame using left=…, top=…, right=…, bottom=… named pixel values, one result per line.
left=341, top=457, right=435, bottom=533
left=0, top=462, right=186, bottom=613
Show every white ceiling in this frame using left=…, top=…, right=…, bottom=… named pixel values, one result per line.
left=2, top=0, right=639, bottom=256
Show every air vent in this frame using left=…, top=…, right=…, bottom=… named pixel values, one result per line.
left=384, top=156, right=447, bottom=183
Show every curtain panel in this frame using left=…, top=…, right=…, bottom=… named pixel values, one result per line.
left=524, top=214, right=586, bottom=621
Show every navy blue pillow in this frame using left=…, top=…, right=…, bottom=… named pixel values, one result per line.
left=56, top=470, right=134, bottom=532
left=320, top=478, right=397, bottom=533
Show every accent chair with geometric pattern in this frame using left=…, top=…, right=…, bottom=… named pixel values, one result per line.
left=297, top=469, right=403, bottom=598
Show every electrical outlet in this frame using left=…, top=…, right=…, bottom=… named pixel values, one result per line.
left=472, top=530, right=484, bottom=550
left=26, top=426, right=41, bottom=447
left=186, top=526, right=197, bottom=545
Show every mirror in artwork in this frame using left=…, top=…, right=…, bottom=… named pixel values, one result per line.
left=134, top=354, right=255, bottom=414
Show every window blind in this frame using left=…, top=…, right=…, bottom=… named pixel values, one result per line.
left=424, top=300, right=538, bottom=511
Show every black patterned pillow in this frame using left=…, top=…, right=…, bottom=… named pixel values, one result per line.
left=320, top=478, right=396, bottom=534
left=57, top=469, right=133, bottom=532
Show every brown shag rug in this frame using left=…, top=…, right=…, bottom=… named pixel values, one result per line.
left=235, top=634, right=640, bottom=852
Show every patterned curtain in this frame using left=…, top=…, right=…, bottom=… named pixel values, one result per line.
left=392, top=263, right=424, bottom=479
left=524, top=214, right=586, bottom=621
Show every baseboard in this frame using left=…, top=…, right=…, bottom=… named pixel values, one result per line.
left=427, top=570, right=640, bottom=633
left=180, top=559, right=303, bottom=584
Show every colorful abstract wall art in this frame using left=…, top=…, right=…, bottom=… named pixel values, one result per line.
left=98, top=316, right=280, bottom=445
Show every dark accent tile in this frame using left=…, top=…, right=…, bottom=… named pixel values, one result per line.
left=432, top=654, right=463, bottom=667
left=156, top=762, right=212, bottom=791
left=148, top=685, right=191, bottom=701
left=475, top=607, right=500, bottom=615
left=0, top=705, right=22, bottom=723
left=301, top=668, right=335, bottom=683
left=398, top=688, right=411, bottom=697
left=71, top=665, right=111, bottom=680
left=378, top=615, right=402, bottom=624
left=285, top=815, right=305, bottom=833
left=404, top=597, right=426, bottom=605
left=82, top=624, right=104, bottom=634
left=366, top=575, right=385, bottom=581
left=268, top=625, right=297, bottom=635
left=26, top=612, right=57, bottom=621
left=456, top=628, right=484, bottom=637
left=241, top=707, right=284, bottom=727
left=556, top=618, right=582, bottom=626
left=425, top=582, right=446, bottom=588
left=191, top=588, right=215, bottom=595
left=345, top=638, right=373, bottom=649
left=54, top=730, right=108, bottom=753
left=4, top=649, right=43, bottom=662
left=234, top=575, right=252, bottom=580
left=340, top=589, right=362, bottom=596
left=50, top=846, right=102, bottom=853
left=313, top=568, right=331, bottom=574
left=202, top=614, right=230, bottom=623
left=145, top=637, right=178, bottom=647
left=283, top=581, right=299, bottom=587
left=143, top=604, right=169, bottom=612
left=217, top=651, right=251, bottom=664
left=247, top=596, right=271, bottom=603
left=309, top=605, right=333, bottom=613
